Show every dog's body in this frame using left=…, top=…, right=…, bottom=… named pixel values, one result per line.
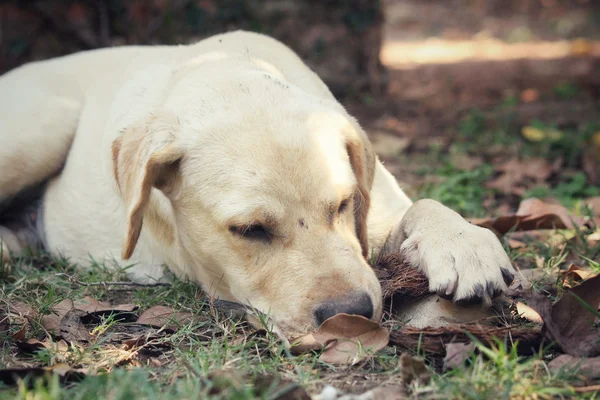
left=0, top=31, right=514, bottom=335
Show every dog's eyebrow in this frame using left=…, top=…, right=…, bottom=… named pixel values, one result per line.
left=226, top=210, right=278, bottom=228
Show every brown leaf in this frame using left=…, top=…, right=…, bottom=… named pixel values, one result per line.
left=549, top=354, right=600, bottom=379
left=515, top=301, right=543, bottom=324
left=443, top=342, right=476, bottom=370
left=470, top=198, right=585, bottom=234
left=561, top=264, right=599, bottom=288
left=17, top=338, right=69, bottom=354
left=9, top=302, right=37, bottom=319
left=291, top=314, right=389, bottom=365
left=136, top=305, right=195, bottom=331
left=516, top=198, right=584, bottom=229
left=485, top=158, right=557, bottom=195
left=41, top=299, right=74, bottom=335
left=525, top=275, right=600, bottom=357
left=73, top=296, right=137, bottom=313
left=11, top=324, right=27, bottom=341
left=60, top=309, right=91, bottom=343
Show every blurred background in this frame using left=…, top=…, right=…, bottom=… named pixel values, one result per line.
left=1, top=0, right=599, bottom=218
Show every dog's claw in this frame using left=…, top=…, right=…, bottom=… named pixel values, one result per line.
left=501, top=268, right=514, bottom=286
left=436, top=279, right=458, bottom=300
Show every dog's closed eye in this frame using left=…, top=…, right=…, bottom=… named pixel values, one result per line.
left=229, top=224, right=272, bottom=242
left=338, top=198, right=350, bottom=214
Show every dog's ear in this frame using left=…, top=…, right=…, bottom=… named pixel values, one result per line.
left=111, top=114, right=183, bottom=260
left=345, top=121, right=376, bottom=259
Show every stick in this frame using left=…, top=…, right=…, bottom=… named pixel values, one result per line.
left=54, top=273, right=171, bottom=288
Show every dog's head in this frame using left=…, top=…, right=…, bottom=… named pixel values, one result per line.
left=111, top=69, right=382, bottom=335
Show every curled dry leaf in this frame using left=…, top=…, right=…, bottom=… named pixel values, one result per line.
left=525, top=275, right=600, bottom=357
left=515, top=302, right=543, bottom=324
left=561, top=264, right=599, bottom=288
left=549, top=354, right=600, bottom=380
left=470, top=197, right=585, bottom=235
left=136, top=305, right=196, bottom=331
left=290, top=314, right=389, bottom=365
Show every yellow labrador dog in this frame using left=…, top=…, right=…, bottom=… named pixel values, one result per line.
left=0, top=31, right=514, bottom=335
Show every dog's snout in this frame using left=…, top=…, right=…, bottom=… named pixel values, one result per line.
left=313, top=291, right=374, bottom=326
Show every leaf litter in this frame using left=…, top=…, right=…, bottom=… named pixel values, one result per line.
left=1, top=193, right=600, bottom=394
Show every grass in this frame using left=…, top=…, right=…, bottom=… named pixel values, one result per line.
left=2, top=94, right=600, bottom=398
left=2, top=218, right=599, bottom=399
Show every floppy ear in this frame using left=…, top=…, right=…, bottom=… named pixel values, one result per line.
left=111, top=114, right=183, bottom=260
left=345, top=121, right=376, bottom=259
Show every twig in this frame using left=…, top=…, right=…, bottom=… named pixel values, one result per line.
left=574, top=385, right=600, bottom=393
left=54, top=273, right=171, bottom=288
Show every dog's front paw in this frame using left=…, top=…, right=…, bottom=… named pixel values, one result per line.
left=400, top=222, right=515, bottom=303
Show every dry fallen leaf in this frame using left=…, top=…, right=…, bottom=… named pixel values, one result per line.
left=561, top=264, right=599, bottom=288
left=291, top=314, right=389, bottom=365
left=549, top=354, right=600, bottom=380
left=9, top=302, right=37, bottom=319
left=443, top=342, right=476, bottom=371
left=515, top=301, right=543, bottom=324
left=525, top=275, right=600, bottom=357
left=74, top=296, right=137, bottom=314
left=17, top=338, right=69, bottom=354
left=41, top=299, right=74, bottom=335
left=470, top=197, right=585, bottom=234
left=136, top=305, right=196, bottom=331
left=60, top=309, right=92, bottom=343
left=485, top=158, right=558, bottom=195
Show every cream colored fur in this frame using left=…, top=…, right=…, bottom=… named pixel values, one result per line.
left=0, top=31, right=515, bottom=335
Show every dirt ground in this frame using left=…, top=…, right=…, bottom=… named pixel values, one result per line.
left=354, top=0, right=600, bottom=205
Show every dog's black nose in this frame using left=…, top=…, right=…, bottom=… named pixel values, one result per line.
left=313, top=292, right=374, bottom=326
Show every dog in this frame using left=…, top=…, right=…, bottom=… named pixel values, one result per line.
left=0, top=31, right=515, bottom=336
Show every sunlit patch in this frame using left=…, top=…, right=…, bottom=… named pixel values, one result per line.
left=381, top=38, right=600, bottom=68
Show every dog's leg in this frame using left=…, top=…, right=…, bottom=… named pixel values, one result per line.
left=368, top=161, right=515, bottom=325
left=0, top=63, right=82, bottom=203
